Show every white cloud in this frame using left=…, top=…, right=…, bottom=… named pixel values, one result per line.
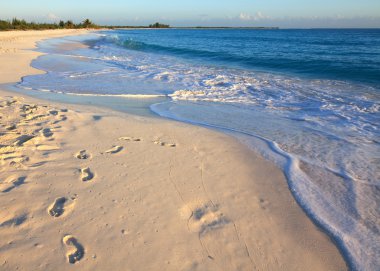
left=239, top=12, right=269, bottom=21
left=46, top=13, right=59, bottom=21
left=239, top=13, right=252, bottom=21
left=255, top=12, right=267, bottom=20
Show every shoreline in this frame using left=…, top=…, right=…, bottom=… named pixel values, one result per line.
left=0, top=30, right=347, bottom=270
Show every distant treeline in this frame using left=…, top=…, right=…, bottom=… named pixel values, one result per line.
left=109, top=22, right=170, bottom=29
left=148, top=22, right=170, bottom=28
left=108, top=22, right=170, bottom=29
left=2, top=18, right=279, bottom=31
left=190, top=26, right=279, bottom=29
left=0, top=18, right=99, bottom=31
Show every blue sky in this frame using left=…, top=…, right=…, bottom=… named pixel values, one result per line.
left=1, top=0, right=380, bottom=28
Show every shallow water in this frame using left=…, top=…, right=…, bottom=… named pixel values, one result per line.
left=17, top=29, right=380, bottom=270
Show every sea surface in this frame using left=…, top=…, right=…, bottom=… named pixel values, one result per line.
left=17, top=29, right=380, bottom=270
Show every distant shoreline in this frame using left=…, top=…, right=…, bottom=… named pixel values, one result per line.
left=106, top=27, right=380, bottom=30
left=175, top=26, right=279, bottom=29
left=112, top=26, right=280, bottom=30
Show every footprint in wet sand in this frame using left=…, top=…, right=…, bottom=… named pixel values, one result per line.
left=75, top=150, right=90, bottom=159
left=48, top=197, right=67, bottom=217
left=180, top=202, right=254, bottom=269
left=81, top=167, right=94, bottom=182
left=105, top=145, right=123, bottom=154
left=63, top=235, right=84, bottom=264
left=119, top=136, right=141, bottom=142
left=181, top=201, right=228, bottom=235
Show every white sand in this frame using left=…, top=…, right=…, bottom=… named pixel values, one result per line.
left=0, top=30, right=347, bottom=271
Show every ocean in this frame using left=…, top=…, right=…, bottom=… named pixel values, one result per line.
left=16, top=28, right=380, bottom=270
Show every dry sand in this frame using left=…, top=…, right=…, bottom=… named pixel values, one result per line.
left=0, top=30, right=347, bottom=270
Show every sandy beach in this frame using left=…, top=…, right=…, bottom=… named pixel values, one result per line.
left=0, top=30, right=347, bottom=270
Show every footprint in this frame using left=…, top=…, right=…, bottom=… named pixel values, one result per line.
left=181, top=202, right=228, bottom=235
left=154, top=140, right=176, bottom=147
left=25, top=114, right=47, bottom=122
left=51, top=115, right=67, bottom=124
left=63, top=235, right=84, bottom=264
left=105, top=146, right=123, bottom=154
left=81, top=167, right=94, bottom=182
left=1, top=176, right=26, bottom=193
left=259, top=198, right=270, bottom=210
left=2, top=154, right=28, bottom=163
left=13, top=135, right=34, bottom=146
left=119, top=136, right=141, bottom=142
left=180, top=202, right=253, bottom=269
left=5, top=124, right=16, bottom=131
left=154, top=140, right=165, bottom=146
left=75, top=150, right=89, bottom=159
left=40, top=128, right=53, bottom=138
left=4, top=99, right=17, bottom=106
left=48, top=197, right=67, bottom=217
left=20, top=104, right=37, bottom=112
left=49, top=110, right=59, bottom=116
left=0, top=214, right=27, bottom=227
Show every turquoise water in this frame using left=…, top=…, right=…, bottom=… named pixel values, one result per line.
left=108, top=29, right=380, bottom=85
left=17, top=29, right=380, bottom=270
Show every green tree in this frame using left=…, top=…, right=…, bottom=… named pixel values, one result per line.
left=0, top=20, right=11, bottom=30
left=82, top=19, right=93, bottom=28
left=149, top=22, right=169, bottom=28
left=0, top=17, right=100, bottom=31
left=65, top=20, right=74, bottom=28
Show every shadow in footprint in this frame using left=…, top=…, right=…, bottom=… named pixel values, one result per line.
left=41, top=128, right=53, bottom=138
left=29, top=161, right=48, bottom=168
left=49, top=110, right=59, bottom=116
left=75, top=150, right=90, bottom=159
left=92, top=115, right=102, bottom=121
left=119, top=136, right=141, bottom=142
left=154, top=140, right=176, bottom=147
left=81, top=167, right=94, bottom=182
left=0, top=214, right=27, bottom=227
left=48, top=197, right=67, bottom=217
left=63, top=235, right=85, bottom=264
left=14, top=135, right=34, bottom=146
left=105, top=146, right=123, bottom=154
left=2, top=176, right=26, bottom=193
left=6, top=124, right=16, bottom=131
left=182, top=202, right=229, bottom=235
